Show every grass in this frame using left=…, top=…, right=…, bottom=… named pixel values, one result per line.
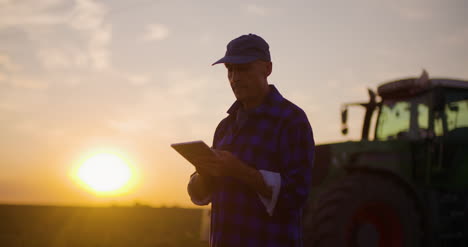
left=0, top=204, right=207, bottom=247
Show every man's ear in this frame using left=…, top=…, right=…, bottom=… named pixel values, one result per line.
left=265, top=62, right=272, bottom=77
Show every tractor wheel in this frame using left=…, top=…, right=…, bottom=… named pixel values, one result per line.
left=303, top=172, right=423, bottom=247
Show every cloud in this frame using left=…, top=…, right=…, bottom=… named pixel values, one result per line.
left=37, top=48, right=87, bottom=70
left=69, top=0, right=111, bottom=70
left=0, top=0, right=66, bottom=29
left=0, top=0, right=112, bottom=72
left=70, top=0, right=106, bottom=31
left=142, top=23, right=169, bottom=41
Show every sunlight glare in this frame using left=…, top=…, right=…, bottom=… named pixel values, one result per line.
left=77, top=153, right=133, bottom=194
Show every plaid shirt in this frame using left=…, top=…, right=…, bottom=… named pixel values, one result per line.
left=193, top=85, right=314, bottom=247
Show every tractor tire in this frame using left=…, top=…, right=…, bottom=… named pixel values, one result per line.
left=303, top=172, right=423, bottom=247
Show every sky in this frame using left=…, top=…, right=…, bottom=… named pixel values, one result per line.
left=1, top=0, right=467, bottom=208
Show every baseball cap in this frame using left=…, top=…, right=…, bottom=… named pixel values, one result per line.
left=212, top=33, right=271, bottom=66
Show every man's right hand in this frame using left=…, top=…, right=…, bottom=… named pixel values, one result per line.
left=189, top=170, right=213, bottom=199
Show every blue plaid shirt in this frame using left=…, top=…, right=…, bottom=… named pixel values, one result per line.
left=194, top=85, right=314, bottom=247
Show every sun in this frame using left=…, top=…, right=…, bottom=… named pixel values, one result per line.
left=76, top=153, right=134, bottom=195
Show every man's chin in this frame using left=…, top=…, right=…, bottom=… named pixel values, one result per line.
left=235, top=94, right=249, bottom=102
left=234, top=92, right=244, bottom=100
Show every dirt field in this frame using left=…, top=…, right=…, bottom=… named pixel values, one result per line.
left=0, top=204, right=207, bottom=247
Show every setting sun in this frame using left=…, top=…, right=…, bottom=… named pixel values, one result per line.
left=75, top=153, right=134, bottom=195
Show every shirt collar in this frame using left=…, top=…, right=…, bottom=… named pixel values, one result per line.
left=227, top=84, right=284, bottom=116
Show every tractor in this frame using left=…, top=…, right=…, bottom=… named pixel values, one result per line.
left=303, top=71, right=468, bottom=247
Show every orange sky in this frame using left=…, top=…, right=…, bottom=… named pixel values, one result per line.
left=1, top=0, right=467, bottom=207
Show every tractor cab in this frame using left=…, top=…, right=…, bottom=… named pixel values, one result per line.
left=341, top=71, right=468, bottom=143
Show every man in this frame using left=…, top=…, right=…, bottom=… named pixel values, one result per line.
left=187, top=33, right=315, bottom=247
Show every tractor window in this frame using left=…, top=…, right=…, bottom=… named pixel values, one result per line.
left=376, top=95, right=430, bottom=140
left=446, top=100, right=468, bottom=131
left=434, top=90, right=468, bottom=137
left=418, top=104, right=429, bottom=130
left=376, top=101, right=410, bottom=140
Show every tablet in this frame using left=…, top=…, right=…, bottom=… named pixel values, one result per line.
left=171, top=140, right=216, bottom=166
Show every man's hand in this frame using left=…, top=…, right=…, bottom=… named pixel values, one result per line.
left=194, top=150, right=242, bottom=177
left=194, top=149, right=272, bottom=199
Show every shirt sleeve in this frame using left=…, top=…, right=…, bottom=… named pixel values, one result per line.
left=275, top=116, right=315, bottom=212
left=187, top=172, right=212, bottom=206
left=187, top=117, right=228, bottom=206
left=257, top=170, right=281, bottom=216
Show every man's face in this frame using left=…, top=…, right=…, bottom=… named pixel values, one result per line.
left=225, top=60, right=271, bottom=103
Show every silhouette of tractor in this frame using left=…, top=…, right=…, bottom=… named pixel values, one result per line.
left=303, top=71, right=468, bottom=247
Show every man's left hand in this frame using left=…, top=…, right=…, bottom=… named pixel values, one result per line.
left=194, top=149, right=272, bottom=198
left=193, top=150, right=243, bottom=177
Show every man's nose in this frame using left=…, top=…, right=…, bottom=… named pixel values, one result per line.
left=230, top=69, right=240, bottom=82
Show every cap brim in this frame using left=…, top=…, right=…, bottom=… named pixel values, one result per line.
left=211, top=56, right=258, bottom=66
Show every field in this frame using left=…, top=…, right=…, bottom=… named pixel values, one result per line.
left=0, top=204, right=207, bottom=247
